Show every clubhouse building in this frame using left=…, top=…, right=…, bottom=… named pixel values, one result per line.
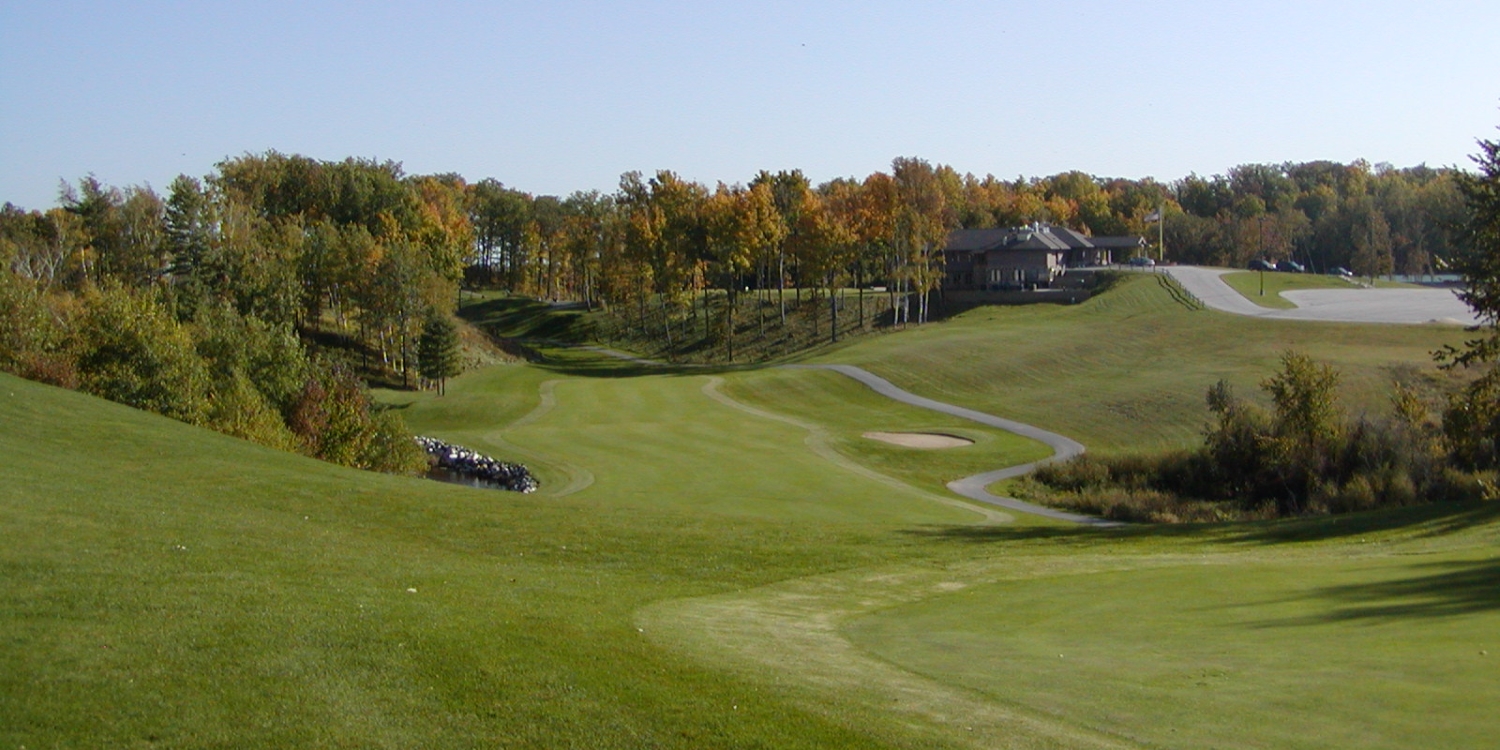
left=943, top=223, right=1147, bottom=290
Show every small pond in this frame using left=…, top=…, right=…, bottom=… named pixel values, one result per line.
left=423, top=466, right=515, bottom=491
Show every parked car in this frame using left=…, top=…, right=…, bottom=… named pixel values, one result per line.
left=1128, top=256, right=1156, bottom=267
left=1248, top=258, right=1275, bottom=271
left=1328, top=267, right=1353, bottom=277
left=1277, top=259, right=1305, bottom=273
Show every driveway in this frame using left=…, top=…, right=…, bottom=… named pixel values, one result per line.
left=1163, top=266, right=1480, bottom=325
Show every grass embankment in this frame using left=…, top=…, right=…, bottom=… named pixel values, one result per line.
left=7, top=274, right=1495, bottom=748
left=1, top=370, right=989, bottom=748
left=1219, top=270, right=1359, bottom=308
left=808, top=274, right=1468, bottom=455
left=460, top=287, right=917, bottom=364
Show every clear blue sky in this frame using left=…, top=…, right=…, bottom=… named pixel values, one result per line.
left=2, top=0, right=1497, bottom=210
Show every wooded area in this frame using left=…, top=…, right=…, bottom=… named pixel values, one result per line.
left=0, top=151, right=1474, bottom=473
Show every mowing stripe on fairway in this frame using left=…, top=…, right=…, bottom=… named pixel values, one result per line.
left=478, top=378, right=596, bottom=497
left=556, top=344, right=1107, bottom=524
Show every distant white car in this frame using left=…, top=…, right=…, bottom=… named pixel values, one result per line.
left=1128, top=256, right=1156, bottom=267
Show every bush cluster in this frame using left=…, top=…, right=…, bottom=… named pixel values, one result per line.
left=1027, top=351, right=1496, bottom=523
left=0, top=275, right=426, bottom=475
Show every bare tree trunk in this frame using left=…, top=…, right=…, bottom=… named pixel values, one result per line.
left=662, top=298, right=672, bottom=347
left=777, top=248, right=786, bottom=326
left=812, top=286, right=819, bottom=337
left=857, top=264, right=865, bottom=330
left=829, top=273, right=838, bottom=343
left=758, top=262, right=766, bottom=340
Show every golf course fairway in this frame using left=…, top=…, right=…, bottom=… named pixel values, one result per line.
left=5, top=274, right=1496, bottom=748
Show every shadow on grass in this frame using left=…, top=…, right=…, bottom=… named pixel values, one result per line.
left=1249, top=557, right=1500, bottom=625
left=903, top=500, right=1500, bottom=548
left=899, top=520, right=1203, bottom=551
left=459, top=295, right=595, bottom=342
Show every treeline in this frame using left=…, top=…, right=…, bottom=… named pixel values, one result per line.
left=1015, top=135, right=1500, bottom=524
left=2, top=153, right=1468, bottom=361
left=1162, top=162, right=1463, bottom=277
left=467, top=159, right=1468, bottom=343
left=0, top=151, right=1474, bottom=471
left=0, top=274, right=428, bottom=474
left=0, top=153, right=471, bottom=473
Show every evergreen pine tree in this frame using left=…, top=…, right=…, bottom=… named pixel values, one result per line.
left=417, top=313, right=461, bottom=395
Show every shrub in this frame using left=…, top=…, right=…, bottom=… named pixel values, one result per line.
left=1030, top=354, right=1481, bottom=523
left=361, top=409, right=428, bottom=475
left=72, top=282, right=211, bottom=424
left=285, top=362, right=424, bottom=475
left=204, top=369, right=297, bottom=450
left=1443, top=368, right=1500, bottom=470
left=192, top=302, right=309, bottom=412
left=1033, top=455, right=1111, bottom=492
left=0, top=270, right=74, bottom=386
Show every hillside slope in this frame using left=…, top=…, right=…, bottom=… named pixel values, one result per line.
left=814, top=274, right=1469, bottom=453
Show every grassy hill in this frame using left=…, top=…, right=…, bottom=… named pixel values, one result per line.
left=806, top=274, right=1469, bottom=453
left=5, top=275, right=1496, bottom=748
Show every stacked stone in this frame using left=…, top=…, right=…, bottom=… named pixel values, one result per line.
left=414, top=436, right=539, bottom=493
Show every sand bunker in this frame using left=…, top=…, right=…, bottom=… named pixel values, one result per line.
left=862, top=431, right=974, bottom=449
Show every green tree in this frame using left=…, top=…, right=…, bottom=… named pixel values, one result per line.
left=1440, top=127, right=1500, bottom=469
left=72, top=282, right=211, bottom=425
left=1261, top=350, right=1344, bottom=513
left=417, top=312, right=462, bottom=395
left=1349, top=198, right=1394, bottom=281
left=164, top=175, right=218, bottom=319
left=1450, top=130, right=1500, bottom=341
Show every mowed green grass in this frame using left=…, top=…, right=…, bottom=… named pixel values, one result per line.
left=1219, top=269, right=1361, bottom=308
left=844, top=532, right=1500, bottom=749
left=388, top=363, right=986, bottom=526
left=0, top=370, right=989, bottom=748
left=810, top=274, right=1469, bottom=454
left=716, top=367, right=1053, bottom=506
left=6, top=274, right=1497, bottom=748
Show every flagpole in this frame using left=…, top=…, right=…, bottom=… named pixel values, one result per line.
left=1157, top=201, right=1165, bottom=262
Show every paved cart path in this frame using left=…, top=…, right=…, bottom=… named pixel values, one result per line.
left=784, top=364, right=1118, bottom=527
left=543, top=343, right=1117, bottom=525
left=1164, top=266, right=1478, bottom=325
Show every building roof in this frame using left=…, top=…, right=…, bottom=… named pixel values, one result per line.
left=946, top=223, right=1147, bottom=254
left=945, top=224, right=1072, bottom=253
left=945, top=228, right=1017, bottom=252
left=1045, top=226, right=1094, bottom=249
